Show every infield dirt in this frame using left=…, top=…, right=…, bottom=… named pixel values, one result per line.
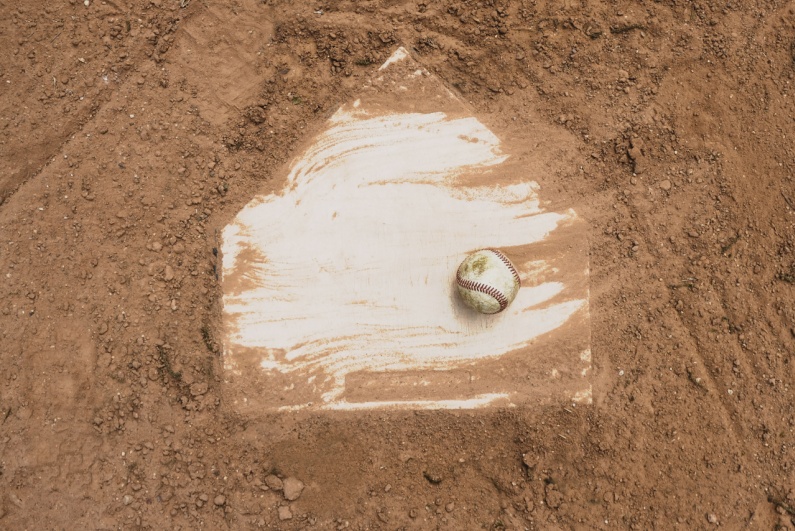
left=2, top=1, right=795, bottom=529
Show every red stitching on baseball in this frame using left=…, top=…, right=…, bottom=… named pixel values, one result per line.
left=456, top=270, right=509, bottom=312
left=487, top=249, right=521, bottom=285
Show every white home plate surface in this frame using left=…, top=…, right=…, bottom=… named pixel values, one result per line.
left=221, top=48, right=591, bottom=411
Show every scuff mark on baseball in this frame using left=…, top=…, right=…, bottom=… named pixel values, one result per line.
left=456, top=249, right=521, bottom=314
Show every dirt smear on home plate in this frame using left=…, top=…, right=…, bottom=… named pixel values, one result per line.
left=2, top=0, right=795, bottom=529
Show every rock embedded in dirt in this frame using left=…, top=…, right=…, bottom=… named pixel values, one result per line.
left=282, top=477, right=304, bottom=501
left=659, top=179, right=672, bottom=191
left=214, top=495, right=226, bottom=506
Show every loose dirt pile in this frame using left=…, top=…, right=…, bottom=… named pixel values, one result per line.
left=2, top=0, right=795, bottom=529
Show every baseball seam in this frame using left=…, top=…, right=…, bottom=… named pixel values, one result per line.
left=488, top=249, right=521, bottom=285
left=456, top=271, right=509, bottom=312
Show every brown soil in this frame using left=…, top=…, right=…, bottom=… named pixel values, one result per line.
left=2, top=0, right=795, bottom=529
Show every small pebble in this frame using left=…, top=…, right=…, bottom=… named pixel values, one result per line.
left=659, top=179, right=672, bottom=191
left=214, top=495, right=226, bottom=506
left=707, top=513, right=718, bottom=524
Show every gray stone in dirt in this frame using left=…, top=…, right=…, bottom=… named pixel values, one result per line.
left=214, top=494, right=226, bottom=506
left=265, top=474, right=283, bottom=491
left=282, top=477, right=304, bottom=501
left=707, top=513, right=718, bottom=524
left=122, top=495, right=133, bottom=506
left=278, top=505, right=293, bottom=521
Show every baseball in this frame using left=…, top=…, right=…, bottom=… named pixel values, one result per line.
left=456, top=249, right=521, bottom=314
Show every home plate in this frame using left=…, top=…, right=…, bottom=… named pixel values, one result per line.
left=221, top=48, right=591, bottom=411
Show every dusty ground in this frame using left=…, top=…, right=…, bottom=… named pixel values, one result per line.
left=2, top=0, right=795, bottom=529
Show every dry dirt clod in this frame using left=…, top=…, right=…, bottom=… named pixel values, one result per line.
left=265, top=474, right=283, bottom=491
left=282, top=477, right=304, bottom=501
left=544, top=484, right=563, bottom=509
left=278, top=505, right=293, bottom=521
left=627, top=136, right=647, bottom=174
left=213, top=495, right=225, bottom=506
left=423, top=469, right=443, bottom=484
left=189, top=382, right=208, bottom=397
